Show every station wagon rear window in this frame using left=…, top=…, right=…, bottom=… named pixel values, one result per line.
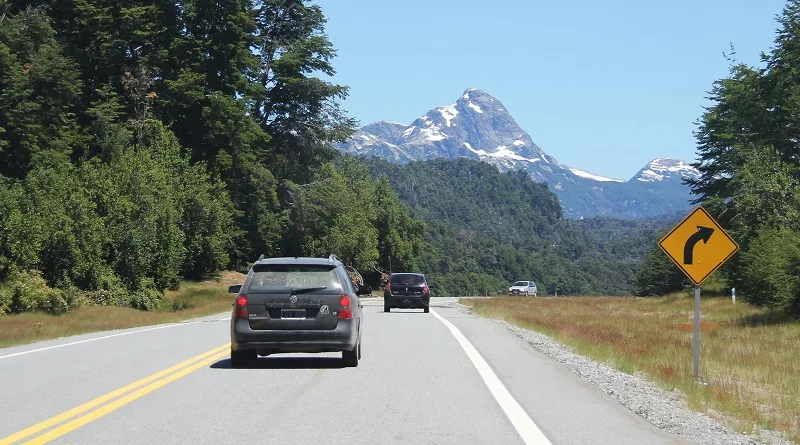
left=513, top=281, right=529, bottom=286
left=390, top=274, right=425, bottom=286
left=247, top=264, right=342, bottom=293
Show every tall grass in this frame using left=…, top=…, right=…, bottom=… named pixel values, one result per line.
left=463, top=294, right=800, bottom=443
left=0, top=272, right=244, bottom=349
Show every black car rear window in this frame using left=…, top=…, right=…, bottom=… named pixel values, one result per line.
left=390, top=274, right=425, bottom=286
left=247, top=264, right=341, bottom=293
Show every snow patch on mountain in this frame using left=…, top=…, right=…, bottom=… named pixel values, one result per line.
left=437, top=104, right=459, bottom=127
left=569, top=167, right=624, bottom=183
left=513, top=140, right=525, bottom=146
left=420, top=124, right=447, bottom=142
left=468, top=102, right=483, bottom=113
left=380, top=120, right=408, bottom=126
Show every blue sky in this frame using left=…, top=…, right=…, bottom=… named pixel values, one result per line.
left=314, top=0, right=786, bottom=180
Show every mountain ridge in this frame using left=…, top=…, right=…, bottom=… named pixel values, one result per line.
left=337, top=88, right=699, bottom=219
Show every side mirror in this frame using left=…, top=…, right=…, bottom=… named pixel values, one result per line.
left=228, top=284, right=242, bottom=294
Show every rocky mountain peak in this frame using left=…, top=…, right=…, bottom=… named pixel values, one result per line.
left=336, top=89, right=698, bottom=219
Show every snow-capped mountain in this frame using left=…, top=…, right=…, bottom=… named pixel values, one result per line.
left=632, top=158, right=701, bottom=183
left=337, top=88, right=700, bottom=219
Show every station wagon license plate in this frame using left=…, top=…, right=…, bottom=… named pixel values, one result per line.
left=281, top=309, right=306, bottom=320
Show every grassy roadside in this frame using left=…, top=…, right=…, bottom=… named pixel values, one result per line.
left=461, top=293, right=800, bottom=443
left=0, top=271, right=245, bottom=349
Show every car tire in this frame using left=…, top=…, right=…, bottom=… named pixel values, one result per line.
left=423, top=306, right=430, bottom=313
left=343, top=343, right=359, bottom=367
left=523, top=291, right=529, bottom=297
left=358, top=342, right=362, bottom=360
left=230, top=348, right=255, bottom=368
left=384, top=305, right=390, bottom=312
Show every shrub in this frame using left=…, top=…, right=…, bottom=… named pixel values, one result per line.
left=738, top=228, right=800, bottom=315
left=5, top=270, right=69, bottom=315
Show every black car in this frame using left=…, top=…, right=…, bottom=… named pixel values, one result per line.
left=383, top=273, right=430, bottom=313
left=228, top=255, right=363, bottom=368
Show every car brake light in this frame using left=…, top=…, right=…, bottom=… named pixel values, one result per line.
left=338, top=295, right=352, bottom=320
left=234, top=295, right=248, bottom=319
left=386, top=282, right=391, bottom=293
left=422, top=284, right=429, bottom=295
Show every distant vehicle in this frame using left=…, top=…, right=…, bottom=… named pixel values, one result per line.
left=383, top=273, right=430, bottom=313
left=508, top=280, right=537, bottom=296
left=228, top=255, right=363, bottom=368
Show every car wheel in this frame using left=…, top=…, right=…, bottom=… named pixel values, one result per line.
left=384, top=305, right=390, bottom=312
left=342, top=343, right=359, bottom=367
left=523, top=291, right=528, bottom=297
left=423, top=306, right=430, bottom=313
left=230, top=348, right=255, bottom=368
left=358, top=342, right=362, bottom=360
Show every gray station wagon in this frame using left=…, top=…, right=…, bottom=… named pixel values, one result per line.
left=229, top=255, right=363, bottom=368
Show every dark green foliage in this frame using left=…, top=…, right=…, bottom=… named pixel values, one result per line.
left=0, top=7, right=83, bottom=179
left=738, top=229, right=800, bottom=315
left=633, top=245, right=690, bottom=296
left=363, top=156, right=674, bottom=296
left=0, top=0, right=364, bottom=314
left=251, top=0, right=357, bottom=184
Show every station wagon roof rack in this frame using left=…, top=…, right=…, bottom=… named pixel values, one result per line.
left=328, top=254, right=340, bottom=262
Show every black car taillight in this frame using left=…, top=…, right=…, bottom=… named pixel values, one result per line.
left=422, top=284, right=429, bottom=296
left=385, top=282, right=392, bottom=293
left=234, top=295, right=248, bottom=319
left=338, top=295, right=352, bottom=319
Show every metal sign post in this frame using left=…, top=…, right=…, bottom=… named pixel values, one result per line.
left=693, top=286, right=701, bottom=379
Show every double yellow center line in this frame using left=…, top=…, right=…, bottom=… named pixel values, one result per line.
left=1, top=343, right=230, bottom=445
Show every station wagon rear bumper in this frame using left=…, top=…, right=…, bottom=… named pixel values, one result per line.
left=231, top=319, right=358, bottom=354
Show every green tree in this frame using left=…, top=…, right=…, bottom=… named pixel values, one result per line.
left=738, top=228, right=800, bottom=314
left=633, top=245, right=690, bottom=296
left=0, top=6, right=83, bottom=179
left=373, top=175, right=424, bottom=273
left=251, top=0, right=356, bottom=184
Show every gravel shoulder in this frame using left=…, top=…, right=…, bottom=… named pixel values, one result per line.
left=454, top=302, right=795, bottom=445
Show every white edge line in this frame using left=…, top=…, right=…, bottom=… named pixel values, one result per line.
left=431, top=308, right=552, bottom=445
left=0, top=319, right=221, bottom=360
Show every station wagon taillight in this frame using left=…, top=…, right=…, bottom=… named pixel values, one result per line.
left=422, top=284, right=429, bottom=296
left=234, top=295, right=248, bottom=319
left=338, top=295, right=352, bottom=320
left=385, top=282, right=391, bottom=293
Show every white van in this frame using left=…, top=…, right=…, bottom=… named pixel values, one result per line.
left=508, top=281, right=538, bottom=296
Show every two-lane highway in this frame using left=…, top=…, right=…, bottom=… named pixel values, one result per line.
left=1, top=299, right=685, bottom=444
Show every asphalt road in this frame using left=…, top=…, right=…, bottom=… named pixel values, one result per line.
left=0, top=298, right=686, bottom=445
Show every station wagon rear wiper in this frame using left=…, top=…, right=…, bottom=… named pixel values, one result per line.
left=290, top=286, right=327, bottom=294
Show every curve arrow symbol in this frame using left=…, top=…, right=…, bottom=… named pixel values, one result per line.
left=684, top=226, right=714, bottom=264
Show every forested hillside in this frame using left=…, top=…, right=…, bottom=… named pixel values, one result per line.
left=0, top=0, right=423, bottom=314
left=362, top=157, right=674, bottom=296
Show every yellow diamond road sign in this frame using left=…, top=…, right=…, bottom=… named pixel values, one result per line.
left=659, top=206, right=739, bottom=285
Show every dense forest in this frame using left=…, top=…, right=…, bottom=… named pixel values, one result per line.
left=363, top=157, right=676, bottom=297
left=633, top=0, right=800, bottom=315
left=0, top=0, right=423, bottom=314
